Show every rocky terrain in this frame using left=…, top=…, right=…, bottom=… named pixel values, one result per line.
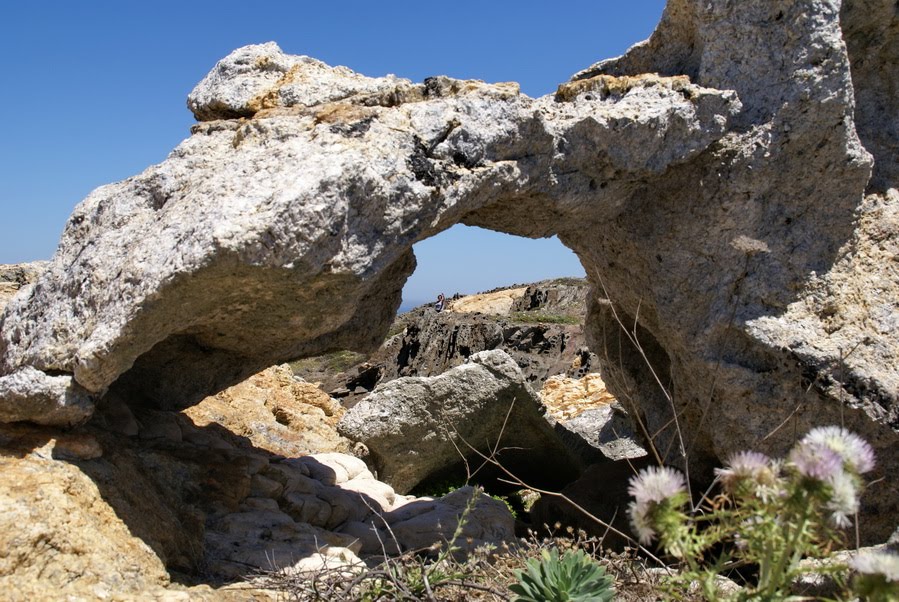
left=0, top=266, right=620, bottom=598
left=302, top=278, right=597, bottom=405
left=1, top=0, right=898, bottom=597
left=0, top=357, right=517, bottom=599
left=0, top=262, right=47, bottom=314
left=337, top=349, right=585, bottom=495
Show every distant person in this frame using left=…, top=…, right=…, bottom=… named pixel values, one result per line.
left=435, top=293, right=446, bottom=312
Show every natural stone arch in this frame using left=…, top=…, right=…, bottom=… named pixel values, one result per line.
left=1, top=0, right=898, bottom=543
left=0, top=43, right=739, bottom=415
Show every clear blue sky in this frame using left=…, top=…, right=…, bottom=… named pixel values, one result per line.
left=0, top=1, right=665, bottom=308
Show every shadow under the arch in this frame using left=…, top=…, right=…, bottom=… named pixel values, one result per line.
left=0, top=395, right=491, bottom=592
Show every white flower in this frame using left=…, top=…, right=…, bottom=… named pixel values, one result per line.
left=629, top=466, right=687, bottom=505
left=628, top=466, right=686, bottom=545
left=628, top=502, right=657, bottom=546
left=715, top=451, right=781, bottom=500
left=801, top=426, right=875, bottom=474
left=825, top=470, right=860, bottom=528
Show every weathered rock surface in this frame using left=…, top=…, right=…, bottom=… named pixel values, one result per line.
left=0, top=44, right=738, bottom=425
left=447, top=287, right=528, bottom=315
left=342, top=485, right=515, bottom=555
left=570, top=0, right=899, bottom=542
left=0, top=266, right=92, bottom=428
left=511, top=280, right=588, bottom=316
left=183, top=364, right=353, bottom=456
left=2, top=0, right=898, bottom=542
left=539, top=373, right=616, bottom=422
left=338, top=350, right=582, bottom=493
left=553, top=403, right=648, bottom=465
left=0, top=262, right=46, bottom=313
left=0, top=364, right=514, bottom=598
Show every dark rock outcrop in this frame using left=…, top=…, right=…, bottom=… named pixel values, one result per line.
left=319, top=279, right=593, bottom=405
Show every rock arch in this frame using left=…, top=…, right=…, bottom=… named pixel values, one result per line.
left=1, top=0, right=897, bottom=542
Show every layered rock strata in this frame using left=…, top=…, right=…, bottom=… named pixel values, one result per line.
left=1, top=0, right=897, bottom=541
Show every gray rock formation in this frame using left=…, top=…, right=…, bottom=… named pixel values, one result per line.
left=2, top=1, right=898, bottom=541
left=552, top=402, right=647, bottom=465
left=511, top=279, right=587, bottom=315
left=342, top=485, right=514, bottom=555
left=0, top=41, right=738, bottom=426
left=209, top=452, right=513, bottom=573
left=337, top=350, right=581, bottom=493
left=571, top=0, right=899, bottom=542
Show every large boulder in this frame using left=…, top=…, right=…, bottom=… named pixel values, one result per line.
left=1, top=1, right=898, bottom=541
left=570, top=0, right=899, bottom=542
left=337, top=350, right=582, bottom=493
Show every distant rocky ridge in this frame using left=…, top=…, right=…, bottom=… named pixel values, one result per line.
left=307, top=278, right=597, bottom=404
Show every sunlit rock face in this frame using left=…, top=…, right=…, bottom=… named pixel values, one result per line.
left=0, top=0, right=897, bottom=541
left=0, top=41, right=738, bottom=418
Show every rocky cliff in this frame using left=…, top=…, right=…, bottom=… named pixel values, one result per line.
left=1, top=0, right=897, bottom=547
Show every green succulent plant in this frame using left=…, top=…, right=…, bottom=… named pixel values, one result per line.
left=509, top=548, right=615, bottom=602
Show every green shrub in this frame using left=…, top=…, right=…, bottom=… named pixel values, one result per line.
left=510, top=548, right=615, bottom=602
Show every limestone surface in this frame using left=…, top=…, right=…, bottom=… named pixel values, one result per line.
left=2, top=0, right=898, bottom=542
left=183, top=364, right=353, bottom=456
left=0, top=262, right=46, bottom=314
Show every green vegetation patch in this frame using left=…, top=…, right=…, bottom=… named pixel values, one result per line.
left=509, top=311, right=580, bottom=325
left=289, top=349, right=366, bottom=375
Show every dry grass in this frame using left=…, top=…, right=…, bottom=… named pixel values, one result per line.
left=260, top=525, right=688, bottom=601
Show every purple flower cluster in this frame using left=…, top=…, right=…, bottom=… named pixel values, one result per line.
left=788, top=426, right=876, bottom=527
left=800, top=426, right=875, bottom=474
left=625, top=426, right=877, bottom=552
